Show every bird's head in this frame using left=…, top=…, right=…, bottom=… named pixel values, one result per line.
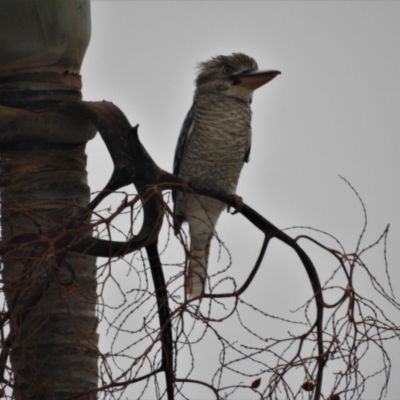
left=195, top=53, right=280, bottom=103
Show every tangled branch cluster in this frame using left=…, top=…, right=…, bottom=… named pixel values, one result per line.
left=92, top=184, right=397, bottom=400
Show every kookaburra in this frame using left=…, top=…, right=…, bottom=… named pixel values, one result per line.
left=173, top=53, right=280, bottom=298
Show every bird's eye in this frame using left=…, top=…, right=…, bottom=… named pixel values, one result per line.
left=223, top=66, right=233, bottom=75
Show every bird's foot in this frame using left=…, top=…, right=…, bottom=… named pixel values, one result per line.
left=228, top=194, right=244, bottom=215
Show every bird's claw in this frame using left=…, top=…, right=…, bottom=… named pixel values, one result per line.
left=228, top=195, right=243, bottom=215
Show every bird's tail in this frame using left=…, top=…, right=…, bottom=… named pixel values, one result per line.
left=186, top=233, right=212, bottom=298
left=185, top=202, right=222, bottom=298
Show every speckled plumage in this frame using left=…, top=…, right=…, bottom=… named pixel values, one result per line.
left=173, top=53, right=279, bottom=298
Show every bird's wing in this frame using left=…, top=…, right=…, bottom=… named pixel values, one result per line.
left=244, top=144, right=251, bottom=163
left=173, top=104, right=195, bottom=176
left=172, top=105, right=195, bottom=205
left=244, top=128, right=252, bottom=163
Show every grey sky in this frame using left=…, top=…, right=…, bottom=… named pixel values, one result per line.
left=82, top=2, right=400, bottom=398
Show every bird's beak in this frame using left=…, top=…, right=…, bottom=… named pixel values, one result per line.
left=231, top=70, right=281, bottom=90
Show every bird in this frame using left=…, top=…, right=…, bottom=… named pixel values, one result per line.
left=173, top=53, right=280, bottom=298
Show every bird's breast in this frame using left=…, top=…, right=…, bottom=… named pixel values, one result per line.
left=179, top=94, right=252, bottom=192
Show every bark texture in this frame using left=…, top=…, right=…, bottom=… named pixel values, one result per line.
left=1, top=143, right=98, bottom=399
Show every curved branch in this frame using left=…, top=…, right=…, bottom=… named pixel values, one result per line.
left=59, top=101, right=164, bottom=256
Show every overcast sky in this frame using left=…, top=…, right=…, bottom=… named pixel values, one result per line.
left=82, top=2, right=400, bottom=399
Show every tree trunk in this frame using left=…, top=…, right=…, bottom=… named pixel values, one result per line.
left=0, top=1, right=98, bottom=398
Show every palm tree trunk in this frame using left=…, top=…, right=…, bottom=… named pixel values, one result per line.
left=0, top=1, right=98, bottom=398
